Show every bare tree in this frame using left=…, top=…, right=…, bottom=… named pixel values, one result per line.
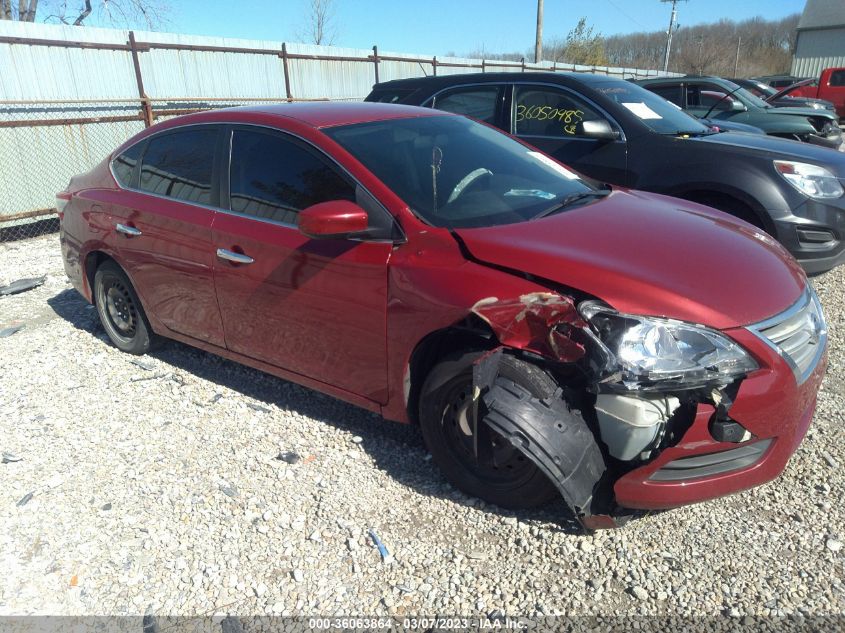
left=1, top=0, right=38, bottom=21
left=298, top=0, right=338, bottom=46
left=0, top=0, right=170, bottom=28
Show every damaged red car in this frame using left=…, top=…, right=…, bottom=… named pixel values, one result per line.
left=58, top=103, right=828, bottom=529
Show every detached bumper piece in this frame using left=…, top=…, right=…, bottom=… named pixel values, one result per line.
left=648, top=439, right=773, bottom=482
left=482, top=378, right=606, bottom=524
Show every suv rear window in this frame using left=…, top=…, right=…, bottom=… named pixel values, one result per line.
left=365, top=88, right=416, bottom=103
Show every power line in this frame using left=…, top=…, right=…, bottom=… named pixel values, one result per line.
left=604, top=0, right=648, bottom=30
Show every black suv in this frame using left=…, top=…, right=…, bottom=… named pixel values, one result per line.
left=365, top=72, right=845, bottom=274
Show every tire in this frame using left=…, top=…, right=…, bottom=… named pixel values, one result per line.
left=94, top=260, right=159, bottom=355
left=419, top=351, right=558, bottom=509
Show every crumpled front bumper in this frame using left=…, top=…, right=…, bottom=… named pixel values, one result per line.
left=613, top=327, right=827, bottom=511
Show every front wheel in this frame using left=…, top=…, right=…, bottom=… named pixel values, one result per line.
left=419, top=352, right=558, bottom=509
left=94, top=260, right=159, bottom=355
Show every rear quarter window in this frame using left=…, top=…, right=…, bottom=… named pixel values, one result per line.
left=111, top=142, right=144, bottom=188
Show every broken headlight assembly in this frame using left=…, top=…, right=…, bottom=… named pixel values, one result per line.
left=578, top=301, right=758, bottom=391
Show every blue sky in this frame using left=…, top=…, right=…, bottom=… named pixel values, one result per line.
left=158, top=0, right=805, bottom=56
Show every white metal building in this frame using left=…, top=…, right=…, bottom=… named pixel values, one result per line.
left=791, top=0, right=845, bottom=78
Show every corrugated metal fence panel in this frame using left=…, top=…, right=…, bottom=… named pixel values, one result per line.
left=286, top=43, right=376, bottom=100
left=0, top=21, right=138, bottom=101
left=135, top=30, right=289, bottom=100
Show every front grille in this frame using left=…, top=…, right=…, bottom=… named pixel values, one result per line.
left=747, top=287, right=827, bottom=384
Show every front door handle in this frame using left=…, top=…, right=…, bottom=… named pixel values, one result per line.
left=216, top=248, right=254, bottom=265
left=116, top=223, right=142, bottom=237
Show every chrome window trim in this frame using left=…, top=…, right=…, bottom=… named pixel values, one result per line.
left=108, top=120, right=406, bottom=244
left=746, top=286, right=828, bottom=384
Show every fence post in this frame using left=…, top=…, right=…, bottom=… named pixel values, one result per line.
left=521, top=57, right=525, bottom=72
left=432, top=55, right=437, bottom=77
left=128, top=31, right=153, bottom=127
left=281, top=43, right=293, bottom=101
left=372, top=45, right=380, bottom=84
left=481, top=59, right=486, bottom=73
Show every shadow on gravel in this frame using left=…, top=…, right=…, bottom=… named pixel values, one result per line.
left=47, top=288, right=586, bottom=535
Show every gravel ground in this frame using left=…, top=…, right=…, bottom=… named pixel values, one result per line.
left=0, top=234, right=843, bottom=623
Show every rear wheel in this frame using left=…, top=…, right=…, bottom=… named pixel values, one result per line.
left=94, top=260, right=159, bottom=355
left=419, top=352, right=558, bottom=509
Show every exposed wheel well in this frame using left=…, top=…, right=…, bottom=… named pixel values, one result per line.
left=678, top=190, right=774, bottom=234
left=405, top=317, right=496, bottom=424
left=84, top=251, right=114, bottom=300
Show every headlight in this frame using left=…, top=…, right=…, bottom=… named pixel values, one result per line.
left=774, top=160, right=844, bottom=199
left=810, top=102, right=824, bottom=110
left=579, top=302, right=758, bottom=391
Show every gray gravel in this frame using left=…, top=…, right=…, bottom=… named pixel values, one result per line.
left=0, top=233, right=843, bottom=619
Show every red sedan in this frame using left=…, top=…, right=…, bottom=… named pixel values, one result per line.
left=58, top=103, right=827, bottom=529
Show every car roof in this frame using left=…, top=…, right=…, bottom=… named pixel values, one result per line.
left=187, top=102, right=448, bottom=129
left=372, top=71, right=625, bottom=91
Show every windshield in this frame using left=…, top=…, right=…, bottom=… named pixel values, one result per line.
left=594, top=80, right=710, bottom=135
left=325, top=115, right=596, bottom=229
left=721, top=81, right=772, bottom=109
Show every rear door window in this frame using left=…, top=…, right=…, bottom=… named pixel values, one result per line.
left=139, top=128, right=218, bottom=205
left=512, top=85, right=607, bottom=138
left=432, top=86, right=501, bottom=125
left=228, top=129, right=356, bottom=225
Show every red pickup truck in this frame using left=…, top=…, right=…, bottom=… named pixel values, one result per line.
left=780, top=68, right=845, bottom=120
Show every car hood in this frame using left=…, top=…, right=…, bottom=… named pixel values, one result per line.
left=695, top=129, right=845, bottom=167
left=755, top=105, right=838, bottom=122
left=770, top=79, right=816, bottom=101
left=454, top=189, right=806, bottom=330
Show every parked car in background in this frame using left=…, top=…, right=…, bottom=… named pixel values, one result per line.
left=366, top=72, right=845, bottom=273
left=635, top=76, right=842, bottom=150
left=776, top=70, right=845, bottom=120
left=58, top=103, right=828, bottom=529
left=728, top=77, right=836, bottom=113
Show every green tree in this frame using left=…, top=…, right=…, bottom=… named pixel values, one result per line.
left=551, top=17, right=608, bottom=66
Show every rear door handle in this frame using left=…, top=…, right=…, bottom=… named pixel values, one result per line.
left=116, top=223, right=142, bottom=237
left=216, top=248, right=254, bottom=265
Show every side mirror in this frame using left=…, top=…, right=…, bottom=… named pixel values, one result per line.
left=298, top=200, right=369, bottom=239
left=729, top=99, right=747, bottom=112
left=577, top=119, right=620, bottom=141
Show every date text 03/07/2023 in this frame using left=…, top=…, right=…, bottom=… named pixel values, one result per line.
left=307, top=616, right=527, bottom=630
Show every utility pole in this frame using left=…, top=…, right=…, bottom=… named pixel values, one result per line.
left=660, top=0, right=685, bottom=72
left=734, top=35, right=742, bottom=76
left=534, top=0, right=544, bottom=63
